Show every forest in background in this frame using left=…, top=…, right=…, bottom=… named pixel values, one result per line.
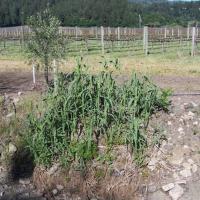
left=0, top=0, right=200, bottom=27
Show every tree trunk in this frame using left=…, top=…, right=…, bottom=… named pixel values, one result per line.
left=44, top=57, right=49, bottom=86
left=44, top=66, right=49, bottom=85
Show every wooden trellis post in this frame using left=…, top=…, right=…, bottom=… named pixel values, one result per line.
left=95, top=26, right=98, bottom=39
left=172, top=28, right=174, bottom=37
left=21, top=26, right=24, bottom=47
left=108, top=27, right=111, bottom=37
left=53, top=59, right=58, bottom=93
left=117, top=27, right=120, bottom=46
left=178, top=28, right=180, bottom=38
left=75, top=26, right=78, bottom=48
left=191, top=27, right=196, bottom=57
left=143, top=26, right=148, bottom=56
left=196, top=28, right=199, bottom=38
left=187, top=25, right=190, bottom=40
left=164, top=27, right=167, bottom=39
left=101, top=26, right=104, bottom=54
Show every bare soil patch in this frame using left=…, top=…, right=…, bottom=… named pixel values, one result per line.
left=1, top=71, right=200, bottom=95
left=0, top=71, right=45, bottom=94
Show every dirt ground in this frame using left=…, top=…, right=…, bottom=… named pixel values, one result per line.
left=1, top=70, right=200, bottom=200
left=1, top=71, right=200, bottom=95
left=0, top=72, right=46, bottom=95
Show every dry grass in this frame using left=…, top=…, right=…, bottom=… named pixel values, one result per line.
left=0, top=92, right=41, bottom=140
left=0, top=50, right=200, bottom=76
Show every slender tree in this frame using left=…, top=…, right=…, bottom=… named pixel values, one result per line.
left=27, top=8, right=66, bottom=85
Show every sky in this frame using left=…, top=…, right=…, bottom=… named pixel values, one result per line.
left=168, top=0, right=200, bottom=1
left=169, top=0, right=200, bottom=1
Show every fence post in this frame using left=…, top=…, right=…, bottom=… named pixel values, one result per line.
left=101, top=26, right=104, bottom=54
left=191, top=27, right=196, bottom=57
left=117, top=27, right=120, bottom=46
left=164, top=27, right=167, bottom=39
left=196, top=28, right=199, bottom=38
left=187, top=25, right=190, bottom=40
left=32, top=63, right=36, bottom=85
left=75, top=26, right=78, bottom=49
left=53, top=59, right=58, bottom=93
left=21, top=26, right=24, bottom=47
left=143, top=26, right=148, bottom=56
left=108, top=27, right=111, bottom=37
left=95, top=26, right=98, bottom=39
left=178, top=28, right=180, bottom=38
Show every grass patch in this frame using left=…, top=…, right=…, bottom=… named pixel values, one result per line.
left=26, top=59, right=170, bottom=167
left=0, top=92, right=41, bottom=141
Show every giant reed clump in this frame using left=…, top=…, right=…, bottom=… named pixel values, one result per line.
left=27, top=60, right=170, bottom=166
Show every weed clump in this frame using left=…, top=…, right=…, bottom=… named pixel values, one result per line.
left=26, top=60, right=171, bottom=167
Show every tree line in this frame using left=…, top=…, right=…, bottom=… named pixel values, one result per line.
left=0, top=0, right=200, bottom=27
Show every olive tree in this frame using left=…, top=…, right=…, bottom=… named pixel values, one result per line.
left=27, top=8, right=66, bottom=85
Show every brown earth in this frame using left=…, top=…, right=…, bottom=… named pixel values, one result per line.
left=1, top=71, right=200, bottom=95
left=1, top=71, right=200, bottom=200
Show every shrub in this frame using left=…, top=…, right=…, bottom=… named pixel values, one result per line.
left=26, top=60, right=170, bottom=167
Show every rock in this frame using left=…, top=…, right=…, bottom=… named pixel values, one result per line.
left=182, top=162, right=191, bottom=170
left=148, top=185, right=157, bottom=193
left=183, top=145, right=189, bottom=149
left=148, top=157, right=158, bottom=171
left=0, top=191, right=4, bottom=197
left=8, top=143, right=17, bottom=154
left=181, top=112, right=194, bottom=121
left=193, top=121, right=198, bottom=126
left=19, top=178, right=31, bottom=185
left=48, top=163, right=60, bottom=175
left=18, top=92, right=23, bottom=96
left=169, top=184, right=184, bottom=200
left=162, top=183, right=175, bottom=192
left=184, top=103, right=195, bottom=111
left=182, top=146, right=191, bottom=156
left=187, top=159, right=194, bottom=165
left=176, top=180, right=187, bottom=185
left=173, top=173, right=181, bottom=181
left=52, top=189, right=58, bottom=195
left=168, top=121, right=172, bottom=126
left=178, top=127, right=184, bottom=134
left=148, top=190, right=170, bottom=200
left=168, top=146, right=184, bottom=165
left=56, top=184, right=64, bottom=191
left=191, top=164, right=198, bottom=173
left=190, top=140, right=199, bottom=152
left=191, top=102, right=198, bottom=107
left=179, top=118, right=184, bottom=123
left=0, top=185, right=4, bottom=197
left=170, top=113, right=175, bottom=117
left=180, top=169, right=192, bottom=178
left=188, top=111, right=195, bottom=117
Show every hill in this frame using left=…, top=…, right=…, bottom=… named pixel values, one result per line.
left=0, top=0, right=200, bottom=27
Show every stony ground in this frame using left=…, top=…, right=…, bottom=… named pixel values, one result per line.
left=141, top=95, right=200, bottom=200
left=1, top=71, right=200, bottom=200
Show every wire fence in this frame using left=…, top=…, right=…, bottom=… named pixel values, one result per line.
left=0, top=26, right=200, bottom=56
